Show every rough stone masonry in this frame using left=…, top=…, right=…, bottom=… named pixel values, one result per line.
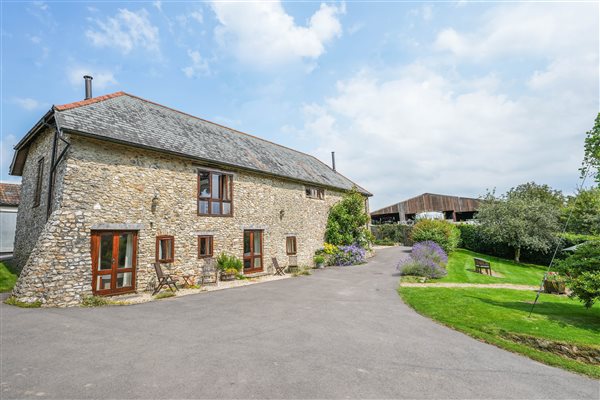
left=12, top=134, right=347, bottom=307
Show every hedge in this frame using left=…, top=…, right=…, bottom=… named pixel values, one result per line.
left=457, top=224, right=600, bottom=266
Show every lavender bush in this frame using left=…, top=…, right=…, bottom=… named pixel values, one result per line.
left=397, top=241, right=448, bottom=279
left=330, top=244, right=366, bottom=266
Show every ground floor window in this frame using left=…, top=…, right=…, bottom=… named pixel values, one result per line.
left=156, top=235, right=174, bottom=263
left=243, top=230, right=263, bottom=273
left=198, top=235, right=213, bottom=258
left=91, top=231, right=137, bottom=295
left=286, top=236, right=297, bottom=255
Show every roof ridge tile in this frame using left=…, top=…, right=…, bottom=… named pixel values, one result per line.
left=54, top=91, right=127, bottom=111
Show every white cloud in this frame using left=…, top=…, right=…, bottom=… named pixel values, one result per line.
left=86, top=8, right=159, bottom=54
left=211, top=1, right=344, bottom=67
left=13, top=98, right=46, bottom=111
left=189, top=11, right=203, bottom=24
left=182, top=50, right=210, bottom=78
left=152, top=1, right=162, bottom=12
left=67, top=66, right=118, bottom=91
left=434, top=3, right=597, bottom=60
left=296, top=3, right=598, bottom=210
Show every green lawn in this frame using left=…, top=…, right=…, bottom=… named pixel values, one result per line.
left=0, top=262, right=17, bottom=292
left=400, top=287, right=600, bottom=378
left=433, top=249, right=547, bottom=286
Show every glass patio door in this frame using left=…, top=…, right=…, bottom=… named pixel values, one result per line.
left=91, top=231, right=137, bottom=295
left=243, top=230, right=263, bottom=273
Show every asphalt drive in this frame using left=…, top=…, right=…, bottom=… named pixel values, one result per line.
left=1, top=246, right=598, bottom=399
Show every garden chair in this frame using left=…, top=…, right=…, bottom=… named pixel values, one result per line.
left=152, top=262, right=179, bottom=295
left=272, top=258, right=286, bottom=276
left=200, top=258, right=219, bottom=286
left=474, top=258, right=492, bottom=275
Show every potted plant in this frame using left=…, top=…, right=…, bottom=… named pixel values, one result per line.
left=313, top=254, right=325, bottom=269
left=217, top=253, right=243, bottom=281
left=543, top=272, right=566, bottom=294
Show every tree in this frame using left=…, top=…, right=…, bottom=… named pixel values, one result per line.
left=476, top=191, right=560, bottom=262
left=325, top=188, right=371, bottom=247
left=555, top=241, right=600, bottom=308
left=507, top=182, right=564, bottom=210
left=563, top=188, right=600, bottom=235
left=582, top=112, right=600, bottom=183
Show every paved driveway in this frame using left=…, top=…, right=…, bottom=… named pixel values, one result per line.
left=1, top=246, right=598, bottom=399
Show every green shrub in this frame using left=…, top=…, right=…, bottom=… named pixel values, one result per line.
left=325, top=188, right=371, bottom=247
left=216, top=252, right=243, bottom=272
left=555, top=241, right=600, bottom=308
left=559, top=232, right=600, bottom=248
left=154, top=291, right=176, bottom=299
left=313, top=254, right=325, bottom=265
left=411, top=220, right=460, bottom=253
left=4, top=296, right=42, bottom=308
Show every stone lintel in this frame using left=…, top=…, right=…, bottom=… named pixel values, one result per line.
left=91, top=223, right=144, bottom=231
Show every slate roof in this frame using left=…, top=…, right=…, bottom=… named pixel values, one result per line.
left=50, top=92, right=370, bottom=195
left=0, top=183, right=21, bottom=206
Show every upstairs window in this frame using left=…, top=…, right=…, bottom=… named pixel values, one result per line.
left=286, top=236, right=297, bottom=255
left=198, top=235, right=214, bottom=258
left=33, top=158, right=44, bottom=208
left=198, top=170, right=233, bottom=216
left=156, top=235, right=174, bottom=263
left=305, top=186, right=324, bottom=200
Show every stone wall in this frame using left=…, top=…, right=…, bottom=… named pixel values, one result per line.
left=13, top=127, right=68, bottom=271
left=12, top=135, right=349, bottom=306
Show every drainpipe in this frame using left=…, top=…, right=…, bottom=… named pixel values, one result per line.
left=45, top=113, right=71, bottom=219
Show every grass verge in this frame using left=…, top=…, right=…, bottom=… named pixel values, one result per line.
left=4, top=296, right=42, bottom=308
left=0, top=262, right=18, bottom=292
left=431, top=249, right=546, bottom=285
left=154, top=291, right=176, bottom=299
left=399, top=287, right=600, bottom=378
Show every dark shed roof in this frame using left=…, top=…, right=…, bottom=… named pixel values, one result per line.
left=12, top=92, right=370, bottom=195
left=371, top=193, right=479, bottom=216
left=0, top=183, right=21, bottom=206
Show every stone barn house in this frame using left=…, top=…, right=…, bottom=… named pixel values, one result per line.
left=9, top=87, right=370, bottom=307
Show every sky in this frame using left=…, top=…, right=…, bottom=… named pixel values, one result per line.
left=1, top=1, right=598, bottom=211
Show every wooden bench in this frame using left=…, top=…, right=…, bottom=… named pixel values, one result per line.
left=474, top=258, right=492, bottom=275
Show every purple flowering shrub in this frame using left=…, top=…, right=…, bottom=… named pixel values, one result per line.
left=330, top=244, right=367, bottom=266
left=397, top=241, right=448, bottom=279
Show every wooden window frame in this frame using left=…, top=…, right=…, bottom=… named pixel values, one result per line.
left=156, top=235, right=175, bottom=263
left=197, top=170, right=234, bottom=217
left=198, top=235, right=214, bottom=258
left=286, top=236, right=297, bottom=255
left=33, top=157, right=44, bottom=208
left=305, top=186, right=325, bottom=200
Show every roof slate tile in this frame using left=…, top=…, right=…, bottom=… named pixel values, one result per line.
left=54, top=92, right=370, bottom=194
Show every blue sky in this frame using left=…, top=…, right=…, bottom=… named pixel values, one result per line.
left=1, top=1, right=598, bottom=210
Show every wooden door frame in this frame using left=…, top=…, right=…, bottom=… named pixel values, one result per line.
left=243, top=230, right=263, bottom=274
left=91, top=230, right=138, bottom=296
